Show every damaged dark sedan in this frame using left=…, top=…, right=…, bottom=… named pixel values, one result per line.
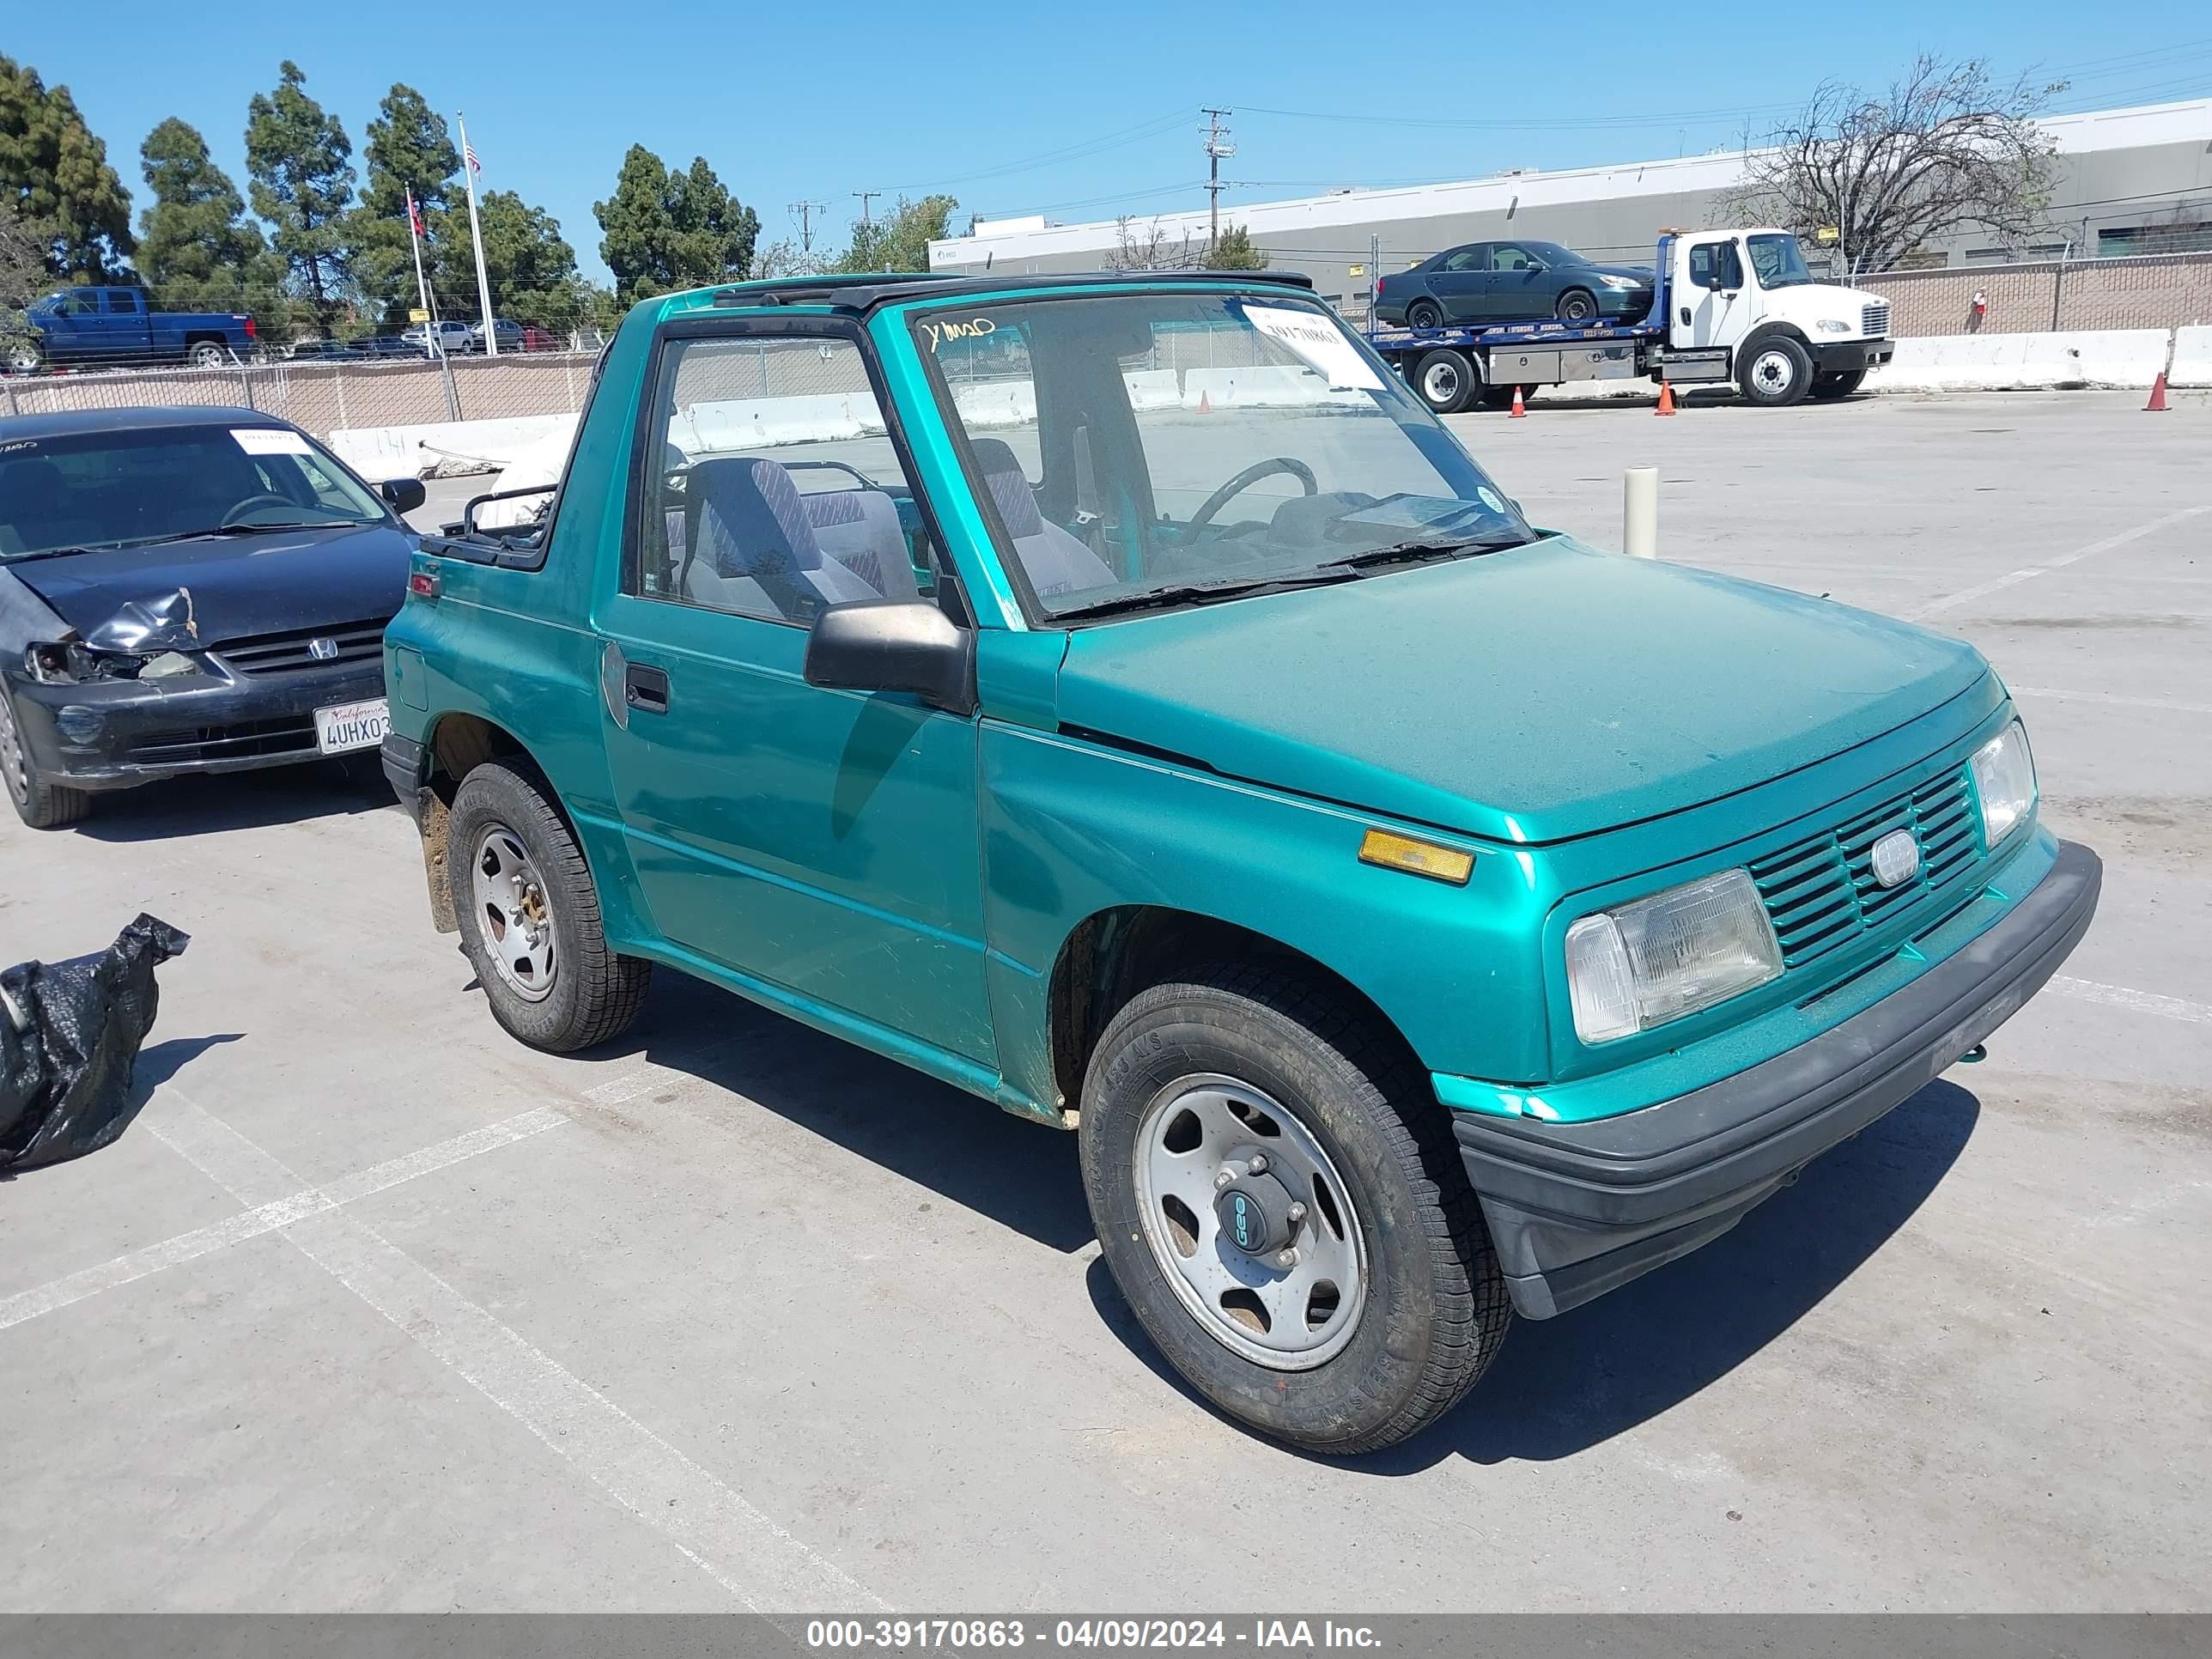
left=0, top=407, right=425, bottom=828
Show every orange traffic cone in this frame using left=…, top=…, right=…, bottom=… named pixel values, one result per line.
left=1197, top=391, right=1212, bottom=415
left=1656, top=380, right=1677, bottom=416
left=1508, top=386, right=1525, bottom=418
left=2145, top=372, right=2169, bottom=412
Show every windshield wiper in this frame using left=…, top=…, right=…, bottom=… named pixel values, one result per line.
left=1316, top=532, right=1531, bottom=573
left=1049, top=569, right=1361, bottom=622
left=190, top=520, right=366, bottom=537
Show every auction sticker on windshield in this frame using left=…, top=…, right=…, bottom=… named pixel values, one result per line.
left=1237, top=303, right=1383, bottom=391
left=232, top=427, right=313, bottom=456
left=315, top=697, right=388, bottom=755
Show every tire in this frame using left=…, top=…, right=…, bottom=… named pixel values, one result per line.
left=1480, top=384, right=1532, bottom=410
left=1411, top=349, right=1474, bottom=415
left=1737, top=334, right=1814, bottom=407
left=0, top=691, right=91, bottom=830
left=1405, top=298, right=1443, bottom=331
left=447, top=760, right=650, bottom=1052
left=1079, top=963, right=1511, bottom=1455
left=186, top=340, right=227, bottom=369
left=1810, top=368, right=1867, bottom=401
left=7, top=343, right=42, bottom=374
left=1555, top=288, right=1598, bottom=324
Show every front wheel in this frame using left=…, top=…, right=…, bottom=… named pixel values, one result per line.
left=1555, top=288, right=1598, bottom=323
left=1810, top=368, right=1867, bottom=401
left=448, top=760, right=651, bottom=1051
left=1738, top=336, right=1814, bottom=407
left=1412, top=348, right=1474, bottom=415
left=0, top=693, right=90, bottom=830
left=1079, top=964, right=1511, bottom=1455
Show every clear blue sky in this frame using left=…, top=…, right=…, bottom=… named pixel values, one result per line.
left=29, top=2, right=2212, bottom=284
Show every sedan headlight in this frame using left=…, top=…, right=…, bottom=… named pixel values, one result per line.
left=1971, top=719, right=2037, bottom=846
left=1814, top=318, right=1853, bottom=335
left=1596, top=274, right=1644, bottom=291
left=1565, top=869, right=1783, bottom=1044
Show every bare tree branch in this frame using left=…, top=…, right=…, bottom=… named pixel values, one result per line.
left=1721, top=55, right=2066, bottom=275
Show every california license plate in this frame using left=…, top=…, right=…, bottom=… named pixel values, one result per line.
left=314, top=697, right=389, bottom=755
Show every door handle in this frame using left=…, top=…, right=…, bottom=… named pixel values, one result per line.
left=623, top=663, right=671, bottom=714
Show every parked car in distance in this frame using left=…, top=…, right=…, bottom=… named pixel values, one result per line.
left=384, top=270, right=2099, bottom=1456
left=1377, top=240, right=1654, bottom=328
left=402, top=320, right=476, bottom=356
left=12, top=287, right=257, bottom=371
left=520, top=325, right=561, bottom=352
left=467, top=318, right=525, bottom=354
left=286, top=338, right=355, bottom=361
left=0, top=407, right=425, bottom=828
left=351, top=333, right=432, bottom=360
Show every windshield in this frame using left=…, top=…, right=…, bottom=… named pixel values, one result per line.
left=1747, top=234, right=1815, bottom=289
left=0, top=424, right=387, bottom=561
left=1522, top=241, right=1587, bottom=267
left=914, top=291, right=1534, bottom=622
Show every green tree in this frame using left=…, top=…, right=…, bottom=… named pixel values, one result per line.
left=1204, top=223, right=1268, bottom=270
left=137, top=118, right=286, bottom=325
left=431, top=189, right=586, bottom=331
left=2, top=199, right=48, bottom=364
left=0, top=55, right=134, bottom=278
left=245, top=61, right=356, bottom=326
left=594, top=145, right=758, bottom=306
left=350, top=84, right=459, bottom=324
left=832, top=194, right=956, bottom=273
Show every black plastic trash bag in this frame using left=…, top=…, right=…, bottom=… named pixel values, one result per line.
left=1, top=914, right=189, bottom=1173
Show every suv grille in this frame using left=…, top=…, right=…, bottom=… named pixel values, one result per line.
left=1861, top=301, right=1891, bottom=338
left=1749, top=766, right=1982, bottom=970
left=213, top=618, right=389, bottom=678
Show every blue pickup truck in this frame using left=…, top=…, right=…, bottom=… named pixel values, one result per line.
left=11, top=288, right=258, bottom=371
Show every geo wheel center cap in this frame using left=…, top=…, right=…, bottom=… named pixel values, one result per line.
left=1213, top=1164, right=1298, bottom=1257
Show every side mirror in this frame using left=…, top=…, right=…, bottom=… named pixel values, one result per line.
left=380, top=477, right=428, bottom=514
left=804, top=600, right=975, bottom=714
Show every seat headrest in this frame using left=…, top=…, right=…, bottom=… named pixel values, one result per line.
left=690, top=457, right=823, bottom=577
left=968, top=438, right=1044, bottom=538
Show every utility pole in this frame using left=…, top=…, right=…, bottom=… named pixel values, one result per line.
left=789, top=200, right=828, bottom=256
left=853, top=190, right=880, bottom=228
left=1201, top=107, right=1235, bottom=253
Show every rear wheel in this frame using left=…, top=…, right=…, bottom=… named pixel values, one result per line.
left=1810, top=368, right=1867, bottom=401
left=1405, top=298, right=1443, bottom=331
left=1738, top=336, right=1814, bottom=407
left=186, top=340, right=227, bottom=369
left=1412, top=349, right=1474, bottom=415
left=448, top=761, right=650, bottom=1051
left=1079, top=963, right=1511, bottom=1455
left=0, top=692, right=90, bottom=830
left=1555, top=288, right=1598, bottom=323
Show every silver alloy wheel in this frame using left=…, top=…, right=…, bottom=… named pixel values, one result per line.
left=0, top=696, right=30, bottom=806
left=1133, top=1073, right=1369, bottom=1370
left=1421, top=358, right=1464, bottom=407
left=1749, top=346, right=1799, bottom=397
left=470, top=822, right=557, bottom=1002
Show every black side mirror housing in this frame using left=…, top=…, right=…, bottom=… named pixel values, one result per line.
left=804, top=599, right=975, bottom=714
left=380, top=477, right=428, bottom=514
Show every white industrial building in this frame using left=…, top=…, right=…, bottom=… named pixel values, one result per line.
left=927, top=98, right=2212, bottom=316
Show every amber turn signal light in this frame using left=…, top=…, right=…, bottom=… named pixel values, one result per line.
left=1358, top=829, right=1474, bottom=886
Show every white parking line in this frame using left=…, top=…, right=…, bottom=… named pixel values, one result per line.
left=149, top=1091, right=883, bottom=1613
left=2048, top=976, right=2211, bottom=1025
left=2008, top=686, right=2212, bottom=717
left=0, top=1106, right=566, bottom=1334
left=1908, top=505, right=2211, bottom=620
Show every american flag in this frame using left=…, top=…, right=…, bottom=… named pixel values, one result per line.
left=465, top=140, right=482, bottom=174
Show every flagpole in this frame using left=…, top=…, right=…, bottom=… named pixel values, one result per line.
left=405, top=186, right=432, bottom=319
left=457, top=111, right=498, bottom=357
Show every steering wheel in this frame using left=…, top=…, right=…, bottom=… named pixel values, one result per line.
left=219, top=493, right=297, bottom=527
left=1187, top=458, right=1318, bottom=533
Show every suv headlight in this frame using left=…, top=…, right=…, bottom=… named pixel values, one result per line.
left=1565, top=869, right=1783, bottom=1044
left=1814, top=318, right=1853, bottom=335
left=1971, top=719, right=2037, bottom=846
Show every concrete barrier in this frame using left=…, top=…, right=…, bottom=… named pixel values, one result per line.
left=2166, top=325, right=2212, bottom=388
left=1125, top=368, right=1183, bottom=411
left=325, top=411, right=579, bottom=482
left=951, top=380, right=1038, bottom=429
left=1182, top=366, right=1365, bottom=409
left=1869, top=328, right=2172, bottom=392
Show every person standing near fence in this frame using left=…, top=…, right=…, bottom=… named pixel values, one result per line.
left=1968, top=289, right=1988, bottom=333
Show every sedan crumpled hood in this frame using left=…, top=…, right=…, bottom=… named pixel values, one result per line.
left=1054, top=537, right=1990, bottom=844
left=9, top=522, right=415, bottom=648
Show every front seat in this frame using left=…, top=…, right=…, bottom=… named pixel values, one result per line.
left=969, top=439, right=1116, bottom=602
left=683, top=457, right=880, bottom=620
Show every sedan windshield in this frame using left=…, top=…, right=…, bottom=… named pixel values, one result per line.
left=1747, top=234, right=1815, bottom=288
left=0, top=424, right=386, bottom=561
left=1522, top=241, right=1587, bottom=267
left=915, top=291, right=1535, bottom=622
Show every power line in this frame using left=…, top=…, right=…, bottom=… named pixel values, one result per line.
left=853, top=190, right=879, bottom=228
left=787, top=200, right=828, bottom=254
left=1202, top=107, right=1236, bottom=249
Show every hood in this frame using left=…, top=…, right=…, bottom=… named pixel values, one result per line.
left=9, top=522, right=415, bottom=648
left=1054, top=538, right=1989, bottom=843
left=1579, top=262, right=1655, bottom=284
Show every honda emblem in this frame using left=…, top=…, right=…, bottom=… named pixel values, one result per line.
left=307, top=636, right=339, bottom=662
